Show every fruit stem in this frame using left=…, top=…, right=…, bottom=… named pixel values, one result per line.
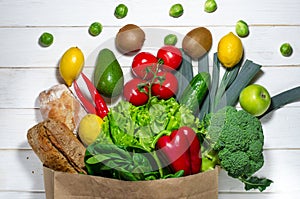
left=145, top=62, right=164, bottom=108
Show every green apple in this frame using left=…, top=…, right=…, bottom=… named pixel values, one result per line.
left=239, top=84, right=271, bottom=116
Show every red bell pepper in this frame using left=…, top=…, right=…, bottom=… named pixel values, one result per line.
left=156, top=126, right=201, bottom=176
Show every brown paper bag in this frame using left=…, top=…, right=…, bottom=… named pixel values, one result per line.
left=43, top=166, right=218, bottom=199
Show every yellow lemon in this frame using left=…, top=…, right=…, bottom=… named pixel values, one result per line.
left=217, top=32, right=243, bottom=68
left=59, top=47, right=84, bottom=87
left=78, top=114, right=103, bottom=146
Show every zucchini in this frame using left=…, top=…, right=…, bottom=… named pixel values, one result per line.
left=179, top=72, right=210, bottom=114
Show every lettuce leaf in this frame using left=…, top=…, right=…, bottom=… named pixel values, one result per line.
left=95, top=97, right=200, bottom=152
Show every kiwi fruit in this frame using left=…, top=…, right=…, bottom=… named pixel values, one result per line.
left=182, top=27, right=212, bottom=59
left=115, top=24, right=145, bottom=54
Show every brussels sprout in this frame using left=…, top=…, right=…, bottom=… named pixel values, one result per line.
left=114, top=4, right=128, bottom=19
left=89, top=22, right=103, bottom=36
left=236, top=20, right=249, bottom=37
left=39, top=32, right=54, bottom=47
left=164, top=34, right=178, bottom=45
left=169, top=4, right=184, bottom=18
left=280, top=43, right=293, bottom=57
left=204, top=0, right=217, bottom=13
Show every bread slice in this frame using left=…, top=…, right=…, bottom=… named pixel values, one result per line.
left=27, top=119, right=86, bottom=174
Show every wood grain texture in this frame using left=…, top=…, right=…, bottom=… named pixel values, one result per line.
left=0, top=26, right=299, bottom=67
left=0, top=0, right=300, bottom=198
left=0, top=67, right=299, bottom=109
left=1, top=149, right=299, bottom=197
left=0, top=0, right=299, bottom=26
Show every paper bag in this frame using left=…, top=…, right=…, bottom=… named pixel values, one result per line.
left=43, top=166, right=218, bottom=199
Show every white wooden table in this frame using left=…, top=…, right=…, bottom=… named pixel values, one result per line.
left=0, top=1, right=299, bottom=198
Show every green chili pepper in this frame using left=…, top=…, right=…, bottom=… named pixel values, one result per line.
left=114, top=4, right=128, bottom=19
left=89, top=22, right=102, bottom=36
left=280, top=43, right=293, bottom=57
left=204, top=0, right=217, bottom=13
left=164, top=34, right=178, bottom=45
left=39, top=32, right=54, bottom=47
left=169, top=4, right=184, bottom=18
left=236, top=20, right=249, bottom=37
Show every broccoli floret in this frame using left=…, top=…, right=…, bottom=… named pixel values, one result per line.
left=200, top=106, right=272, bottom=191
left=218, top=150, right=249, bottom=178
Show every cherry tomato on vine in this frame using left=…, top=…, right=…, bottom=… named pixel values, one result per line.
left=157, top=45, right=182, bottom=71
left=123, top=78, right=149, bottom=106
left=132, top=52, right=158, bottom=80
left=151, top=71, right=178, bottom=99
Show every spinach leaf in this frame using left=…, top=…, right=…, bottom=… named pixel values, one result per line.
left=85, top=143, right=156, bottom=181
left=86, top=97, right=202, bottom=180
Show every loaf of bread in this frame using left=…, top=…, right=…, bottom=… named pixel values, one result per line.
left=27, top=119, right=86, bottom=174
left=38, top=84, right=87, bottom=132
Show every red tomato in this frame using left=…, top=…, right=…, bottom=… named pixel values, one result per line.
left=157, top=45, right=182, bottom=71
left=132, top=52, right=158, bottom=79
left=123, top=78, right=149, bottom=106
left=151, top=71, right=178, bottom=99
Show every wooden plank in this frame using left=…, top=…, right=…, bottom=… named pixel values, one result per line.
left=0, top=192, right=45, bottom=199
left=0, top=26, right=299, bottom=68
left=0, top=150, right=45, bottom=191
left=1, top=107, right=299, bottom=150
left=1, top=66, right=299, bottom=109
left=261, top=107, right=300, bottom=149
left=219, top=192, right=300, bottom=199
left=0, top=0, right=299, bottom=26
left=0, top=1, right=299, bottom=198
left=0, top=109, right=41, bottom=149
left=0, top=191, right=297, bottom=199
left=1, top=149, right=299, bottom=195
left=218, top=149, right=300, bottom=194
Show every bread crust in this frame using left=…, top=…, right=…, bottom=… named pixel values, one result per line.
left=39, top=84, right=87, bottom=132
left=27, top=119, right=86, bottom=174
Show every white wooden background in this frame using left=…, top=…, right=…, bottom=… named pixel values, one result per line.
left=0, top=0, right=299, bottom=198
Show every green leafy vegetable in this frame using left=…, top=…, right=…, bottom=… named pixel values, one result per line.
left=200, top=106, right=273, bottom=191
left=198, top=53, right=209, bottom=74
left=259, top=86, right=300, bottom=118
left=175, top=49, right=193, bottom=100
left=86, top=97, right=200, bottom=180
left=197, top=54, right=210, bottom=120
left=222, top=60, right=260, bottom=108
left=240, top=176, right=273, bottom=192
left=212, top=56, right=242, bottom=111
left=85, top=143, right=156, bottom=181
left=197, top=53, right=262, bottom=116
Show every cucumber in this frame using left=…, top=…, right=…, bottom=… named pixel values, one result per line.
left=179, top=72, right=210, bottom=114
